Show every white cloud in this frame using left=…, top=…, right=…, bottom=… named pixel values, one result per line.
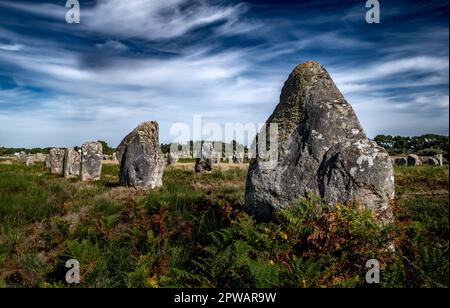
left=0, top=43, right=23, bottom=51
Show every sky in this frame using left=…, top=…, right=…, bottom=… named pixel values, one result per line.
left=0, top=0, right=448, bottom=148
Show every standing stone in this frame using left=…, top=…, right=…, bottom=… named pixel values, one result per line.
left=25, top=156, right=35, bottom=166
left=112, top=152, right=118, bottom=162
left=434, top=154, right=443, bottom=166
left=428, top=157, right=440, bottom=166
left=35, top=153, right=46, bottom=162
left=64, top=148, right=81, bottom=178
left=81, top=142, right=103, bottom=181
left=44, top=155, right=51, bottom=169
left=407, top=154, right=422, bottom=167
left=234, top=152, right=244, bottom=164
left=48, top=148, right=66, bottom=175
left=245, top=61, right=395, bottom=222
left=167, top=152, right=179, bottom=166
left=395, top=157, right=408, bottom=166
left=118, top=121, right=165, bottom=189
left=17, top=151, right=27, bottom=164
left=195, top=142, right=214, bottom=173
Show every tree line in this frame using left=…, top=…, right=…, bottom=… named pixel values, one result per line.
left=374, top=134, right=448, bottom=158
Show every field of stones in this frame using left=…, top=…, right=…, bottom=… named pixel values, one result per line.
left=0, top=62, right=448, bottom=288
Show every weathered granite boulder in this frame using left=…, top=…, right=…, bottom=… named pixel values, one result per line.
left=195, top=142, right=214, bottom=173
left=245, top=61, right=395, bottom=222
left=395, top=157, right=408, bottom=166
left=118, top=121, right=165, bottom=189
left=64, top=148, right=81, bottom=178
left=407, top=154, right=421, bottom=166
left=48, top=148, right=66, bottom=175
left=167, top=152, right=179, bottom=166
left=81, top=142, right=103, bottom=181
left=434, top=154, right=443, bottom=166
left=428, top=157, right=440, bottom=166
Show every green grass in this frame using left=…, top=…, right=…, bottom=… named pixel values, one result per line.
left=0, top=162, right=448, bottom=288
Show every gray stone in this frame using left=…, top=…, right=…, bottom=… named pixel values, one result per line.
left=119, top=121, right=165, bottom=189
left=64, top=148, right=81, bottom=178
left=44, top=155, right=51, bottom=169
left=395, top=157, right=408, bottom=166
left=17, top=151, right=27, bottom=164
left=167, top=152, right=179, bottom=166
left=245, top=61, right=395, bottom=222
left=81, top=142, right=103, bottom=181
left=434, top=154, right=443, bottom=166
left=407, top=154, right=422, bottom=167
left=25, top=156, right=35, bottom=166
left=48, top=148, right=66, bottom=175
left=195, top=142, right=214, bottom=173
left=112, top=152, right=118, bottom=162
left=428, top=157, right=440, bottom=166
left=35, top=153, right=46, bottom=162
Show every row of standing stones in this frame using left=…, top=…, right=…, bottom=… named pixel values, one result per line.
left=394, top=154, right=444, bottom=167
left=44, top=142, right=103, bottom=181
left=116, top=61, right=396, bottom=224
left=18, top=61, right=444, bottom=224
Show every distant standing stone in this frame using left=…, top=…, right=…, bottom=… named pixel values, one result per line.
left=434, top=154, right=443, bottom=166
left=118, top=121, right=165, bottom=189
left=395, top=157, right=408, bottom=166
left=25, top=156, right=35, bottom=166
left=428, top=157, right=440, bottom=166
left=195, top=142, right=214, bottom=173
left=48, top=148, right=66, bottom=175
left=17, top=151, right=27, bottom=164
left=167, top=152, right=179, bottom=166
left=64, top=148, right=81, bottom=178
left=407, top=154, right=422, bottom=167
left=112, top=152, right=118, bottom=162
left=81, top=142, right=103, bottom=181
left=35, top=153, right=46, bottom=162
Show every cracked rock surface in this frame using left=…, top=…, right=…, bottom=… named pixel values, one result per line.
left=245, top=61, right=395, bottom=222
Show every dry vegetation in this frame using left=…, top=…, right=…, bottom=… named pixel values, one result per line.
left=0, top=162, right=448, bottom=288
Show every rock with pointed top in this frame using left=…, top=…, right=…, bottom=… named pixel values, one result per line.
left=245, top=61, right=395, bottom=222
left=81, top=142, right=103, bottom=181
left=119, top=121, right=165, bottom=189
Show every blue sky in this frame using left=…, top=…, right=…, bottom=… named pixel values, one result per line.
left=0, top=0, right=448, bottom=148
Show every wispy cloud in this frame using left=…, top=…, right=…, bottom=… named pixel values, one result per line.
left=0, top=0, right=448, bottom=147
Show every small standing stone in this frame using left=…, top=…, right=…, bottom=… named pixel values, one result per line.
left=407, top=154, right=422, bottom=167
left=167, top=152, right=179, bottom=166
left=395, top=157, right=408, bottom=166
left=81, top=142, right=103, bottom=181
left=434, top=154, right=443, bottom=166
left=428, top=157, right=440, bottom=166
left=25, top=156, right=35, bottom=166
left=195, top=142, right=214, bottom=173
left=48, top=148, right=66, bottom=175
left=64, top=148, right=81, bottom=178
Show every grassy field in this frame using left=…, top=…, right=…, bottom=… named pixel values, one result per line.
left=0, top=162, right=448, bottom=288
